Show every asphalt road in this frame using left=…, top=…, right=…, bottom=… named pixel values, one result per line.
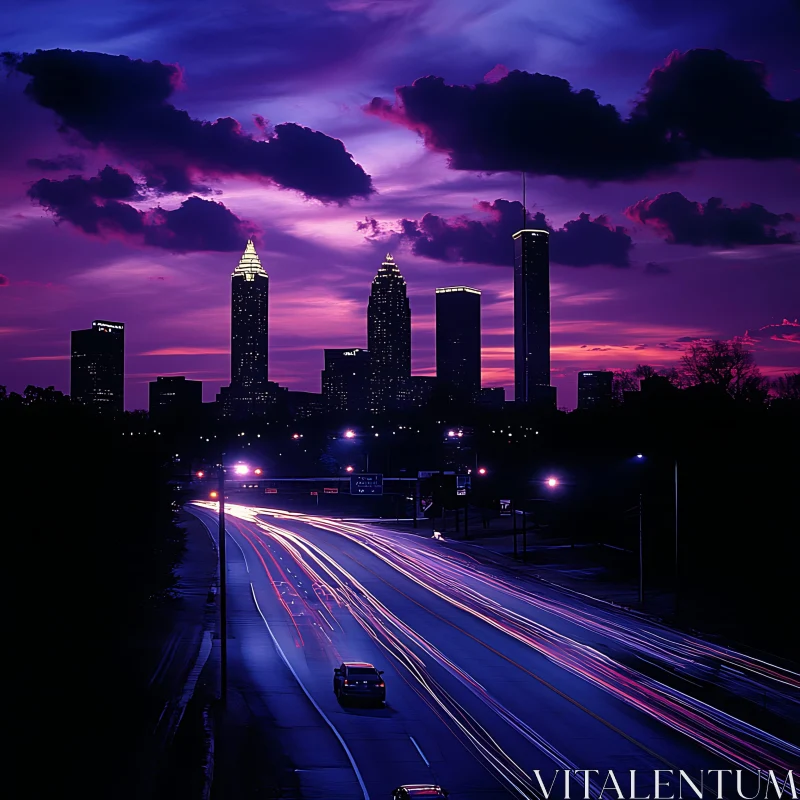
left=188, top=502, right=799, bottom=800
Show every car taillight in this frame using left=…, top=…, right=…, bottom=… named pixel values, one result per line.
left=343, top=680, right=349, bottom=685
left=378, top=682, right=384, bottom=688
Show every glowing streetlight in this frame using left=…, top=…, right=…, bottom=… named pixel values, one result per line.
left=547, top=477, right=558, bottom=488
left=636, top=453, right=644, bottom=459
left=344, top=429, right=356, bottom=439
left=292, top=433, right=301, bottom=439
left=345, top=465, right=354, bottom=473
left=234, top=464, right=249, bottom=475
left=254, top=468, right=263, bottom=476
left=196, top=471, right=205, bottom=478
left=477, top=467, right=487, bottom=476
left=209, top=490, right=218, bottom=499
left=447, top=430, right=456, bottom=437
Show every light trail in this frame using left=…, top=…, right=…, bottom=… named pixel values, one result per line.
left=193, top=502, right=800, bottom=790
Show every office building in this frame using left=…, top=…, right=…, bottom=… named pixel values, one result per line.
left=406, top=375, right=437, bottom=408
left=322, top=348, right=371, bottom=414
left=367, top=253, right=411, bottom=413
left=435, top=286, right=481, bottom=403
left=70, top=319, right=125, bottom=414
left=149, top=376, right=202, bottom=422
left=479, top=386, right=505, bottom=409
left=222, top=239, right=271, bottom=418
left=577, top=370, right=614, bottom=410
left=513, top=228, right=556, bottom=407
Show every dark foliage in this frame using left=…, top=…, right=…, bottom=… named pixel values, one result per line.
left=4, top=387, right=186, bottom=795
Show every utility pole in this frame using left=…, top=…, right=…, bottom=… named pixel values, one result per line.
left=674, top=459, right=679, bottom=618
left=638, top=492, right=644, bottom=608
left=412, top=479, right=418, bottom=528
left=522, top=499, right=527, bottom=562
left=464, top=484, right=469, bottom=540
left=512, top=498, right=518, bottom=559
left=218, top=457, right=227, bottom=703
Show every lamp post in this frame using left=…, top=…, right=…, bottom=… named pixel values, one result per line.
left=217, top=460, right=227, bottom=703
left=201, top=459, right=254, bottom=704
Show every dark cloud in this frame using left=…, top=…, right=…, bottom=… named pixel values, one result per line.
left=645, top=261, right=670, bottom=275
left=360, top=199, right=633, bottom=267
left=365, top=49, right=799, bottom=181
left=0, top=274, right=8, bottom=286
left=28, top=167, right=254, bottom=252
left=27, top=153, right=85, bottom=171
left=626, top=193, right=796, bottom=246
left=4, top=48, right=374, bottom=203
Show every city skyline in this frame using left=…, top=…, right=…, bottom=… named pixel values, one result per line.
left=1, top=1, right=798, bottom=411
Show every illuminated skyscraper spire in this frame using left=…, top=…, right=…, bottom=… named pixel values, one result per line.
left=368, top=252, right=411, bottom=412
left=232, top=239, right=268, bottom=280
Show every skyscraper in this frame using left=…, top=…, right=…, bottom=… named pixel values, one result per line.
left=577, top=370, right=614, bottom=410
left=149, top=376, right=203, bottom=423
left=322, top=348, right=371, bottom=414
left=70, top=319, right=125, bottom=414
left=222, top=239, right=270, bottom=418
left=435, top=286, right=481, bottom=403
left=367, top=253, right=411, bottom=413
left=513, top=228, right=555, bottom=407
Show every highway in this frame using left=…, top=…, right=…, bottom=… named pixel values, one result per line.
left=188, top=501, right=800, bottom=800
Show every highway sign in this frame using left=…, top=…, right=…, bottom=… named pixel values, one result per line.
left=324, top=487, right=338, bottom=494
left=310, top=491, right=318, bottom=496
left=456, top=488, right=466, bottom=496
left=500, top=499, right=511, bottom=516
left=418, top=470, right=438, bottom=478
left=265, top=488, right=277, bottom=493
left=351, top=473, right=384, bottom=495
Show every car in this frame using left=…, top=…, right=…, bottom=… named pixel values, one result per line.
left=333, top=662, right=386, bottom=705
left=392, top=785, right=449, bottom=799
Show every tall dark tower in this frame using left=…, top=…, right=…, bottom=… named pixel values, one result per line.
left=367, top=253, right=411, bottom=413
left=222, top=239, right=270, bottom=418
left=513, top=174, right=555, bottom=407
left=70, top=319, right=125, bottom=414
left=435, top=286, right=481, bottom=403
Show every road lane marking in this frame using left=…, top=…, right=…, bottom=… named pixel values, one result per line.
left=225, top=527, right=371, bottom=800
left=409, top=736, right=430, bottom=766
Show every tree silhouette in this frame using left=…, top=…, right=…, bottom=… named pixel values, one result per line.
left=679, top=339, right=764, bottom=399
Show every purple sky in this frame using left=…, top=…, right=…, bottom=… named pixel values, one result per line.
left=1, top=0, right=798, bottom=410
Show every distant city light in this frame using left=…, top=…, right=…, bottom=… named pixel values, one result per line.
left=210, top=491, right=218, bottom=498
left=636, top=453, right=644, bottom=459
left=292, top=433, right=300, bottom=439
left=344, top=429, right=356, bottom=438
left=346, top=465, right=354, bottom=472
left=447, top=430, right=456, bottom=437
left=547, top=477, right=558, bottom=487
left=196, top=471, right=204, bottom=478
left=234, top=464, right=249, bottom=475
left=254, top=468, right=262, bottom=475
left=478, top=467, right=487, bottom=475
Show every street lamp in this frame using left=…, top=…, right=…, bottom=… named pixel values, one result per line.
left=345, top=465, right=354, bottom=473
left=234, top=464, right=248, bottom=475
left=343, top=429, right=356, bottom=439
left=477, top=467, right=487, bottom=476
left=546, top=477, right=558, bottom=488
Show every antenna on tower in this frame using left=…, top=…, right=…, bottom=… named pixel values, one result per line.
left=522, top=172, right=527, bottom=228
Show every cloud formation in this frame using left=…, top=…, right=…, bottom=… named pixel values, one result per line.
left=5, top=48, right=374, bottom=202
left=27, top=154, right=85, bottom=171
left=358, top=199, right=633, bottom=267
left=365, top=49, right=799, bottom=181
left=626, top=193, right=796, bottom=246
left=28, top=167, right=254, bottom=252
